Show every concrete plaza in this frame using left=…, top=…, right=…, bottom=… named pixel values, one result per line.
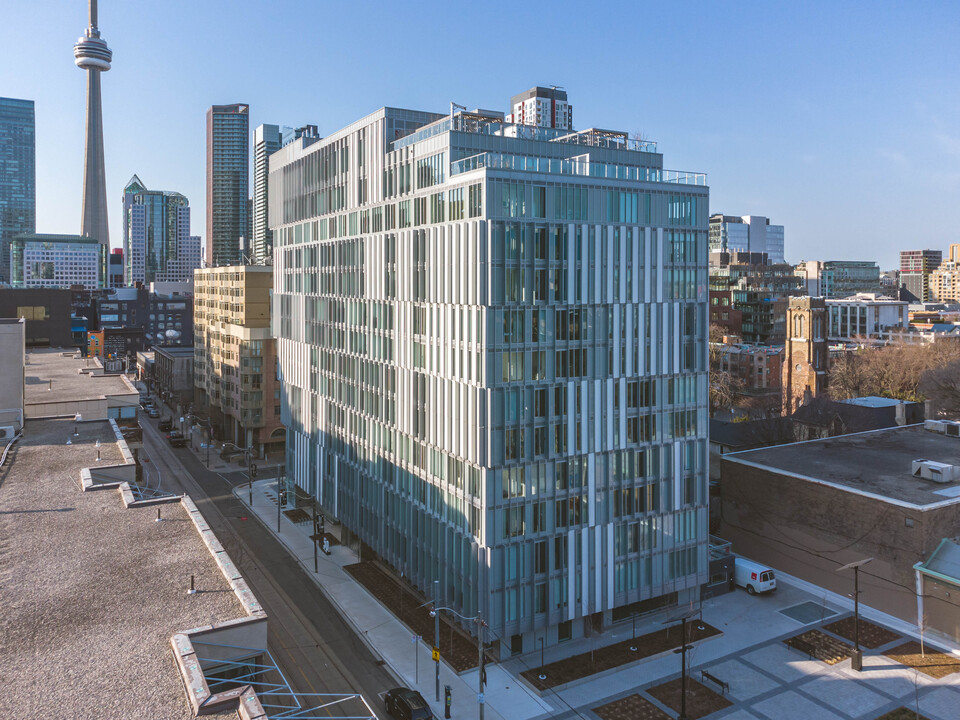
left=226, top=474, right=960, bottom=720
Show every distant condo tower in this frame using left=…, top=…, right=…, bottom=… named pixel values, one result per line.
left=74, top=0, right=112, bottom=248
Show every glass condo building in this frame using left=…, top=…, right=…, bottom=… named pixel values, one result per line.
left=271, top=107, right=710, bottom=655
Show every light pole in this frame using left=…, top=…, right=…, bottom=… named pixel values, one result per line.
left=434, top=579, right=440, bottom=702
left=837, top=558, right=873, bottom=671
left=538, top=637, right=546, bottom=681
left=665, top=608, right=701, bottom=720
left=430, top=599, right=485, bottom=720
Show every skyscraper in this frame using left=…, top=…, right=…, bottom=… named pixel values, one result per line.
left=271, top=103, right=709, bottom=656
left=122, top=175, right=199, bottom=285
left=0, top=97, right=36, bottom=284
left=252, top=124, right=281, bottom=265
left=252, top=123, right=320, bottom=265
left=206, top=104, right=249, bottom=267
left=74, top=0, right=112, bottom=250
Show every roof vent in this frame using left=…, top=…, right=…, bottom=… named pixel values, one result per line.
left=912, top=459, right=960, bottom=484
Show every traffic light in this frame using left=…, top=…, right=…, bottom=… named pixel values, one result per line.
left=279, top=489, right=287, bottom=506
left=250, top=464, right=258, bottom=478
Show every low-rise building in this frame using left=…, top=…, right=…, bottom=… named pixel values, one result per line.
left=194, top=265, right=282, bottom=457
left=825, top=293, right=909, bottom=341
left=153, top=344, right=194, bottom=409
left=23, top=348, right=138, bottom=422
left=714, top=342, right=782, bottom=396
left=796, top=260, right=883, bottom=299
left=0, top=287, right=73, bottom=347
left=10, top=233, right=106, bottom=289
left=720, top=423, right=960, bottom=644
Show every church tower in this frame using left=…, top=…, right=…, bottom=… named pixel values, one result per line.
left=782, top=296, right=828, bottom=415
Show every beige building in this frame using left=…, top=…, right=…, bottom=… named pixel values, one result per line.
left=930, top=244, right=960, bottom=302
left=193, top=266, right=283, bottom=456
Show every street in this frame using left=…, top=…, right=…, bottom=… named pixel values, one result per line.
left=138, top=411, right=396, bottom=710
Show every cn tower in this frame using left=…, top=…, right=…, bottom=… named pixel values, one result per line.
left=74, top=0, right=112, bottom=247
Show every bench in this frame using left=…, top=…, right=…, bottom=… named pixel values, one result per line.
left=700, top=670, right=729, bottom=695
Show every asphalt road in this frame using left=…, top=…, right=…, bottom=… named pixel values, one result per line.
left=139, top=413, right=396, bottom=714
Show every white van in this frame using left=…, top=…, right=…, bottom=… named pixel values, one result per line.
left=734, top=558, right=777, bottom=595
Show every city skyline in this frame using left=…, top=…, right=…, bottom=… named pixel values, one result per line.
left=2, top=1, right=958, bottom=269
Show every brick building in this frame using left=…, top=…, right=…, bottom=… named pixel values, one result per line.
left=719, top=424, right=960, bottom=644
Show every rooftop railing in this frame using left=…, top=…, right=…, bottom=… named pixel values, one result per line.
left=391, top=113, right=659, bottom=153
left=449, top=151, right=707, bottom=185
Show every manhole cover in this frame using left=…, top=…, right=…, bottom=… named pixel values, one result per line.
left=779, top=601, right=837, bottom=625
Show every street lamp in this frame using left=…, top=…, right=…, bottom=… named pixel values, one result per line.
left=837, top=557, right=873, bottom=671
left=664, top=609, right=702, bottom=720
left=538, top=637, right=546, bottom=680
left=429, top=598, right=486, bottom=720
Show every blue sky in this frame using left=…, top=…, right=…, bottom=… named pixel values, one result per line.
left=3, top=0, right=959, bottom=269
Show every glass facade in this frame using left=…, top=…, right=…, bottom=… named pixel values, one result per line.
left=206, top=104, right=249, bottom=267
left=272, top=107, right=710, bottom=653
left=0, top=97, right=36, bottom=284
left=122, top=175, right=195, bottom=285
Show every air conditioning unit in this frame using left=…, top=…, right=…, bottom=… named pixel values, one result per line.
left=0, top=426, right=16, bottom=440
left=912, top=459, right=960, bottom=483
left=925, top=420, right=948, bottom=433
left=944, top=422, right=960, bottom=438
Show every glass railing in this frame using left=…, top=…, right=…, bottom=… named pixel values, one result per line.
left=449, top=152, right=707, bottom=185
left=391, top=114, right=660, bottom=153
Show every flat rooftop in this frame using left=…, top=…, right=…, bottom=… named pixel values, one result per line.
left=838, top=396, right=907, bottom=408
left=727, top=424, right=960, bottom=506
left=1, top=418, right=242, bottom=718
left=24, top=349, right=136, bottom=406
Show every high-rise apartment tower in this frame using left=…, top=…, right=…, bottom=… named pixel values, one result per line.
left=252, top=123, right=320, bottom=265
left=0, top=97, right=35, bottom=284
left=271, top=104, right=710, bottom=656
left=899, top=249, right=941, bottom=302
left=206, top=104, right=249, bottom=267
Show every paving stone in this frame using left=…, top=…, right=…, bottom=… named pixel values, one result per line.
left=750, top=690, right=838, bottom=720
left=798, top=674, right=888, bottom=718
left=919, top=686, right=960, bottom=720
left=705, top=659, right=780, bottom=701
left=741, top=643, right=825, bottom=684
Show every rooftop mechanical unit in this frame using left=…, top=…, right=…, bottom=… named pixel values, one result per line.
left=912, top=459, right=960, bottom=484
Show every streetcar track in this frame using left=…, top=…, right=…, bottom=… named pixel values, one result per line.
left=139, top=420, right=393, bottom=710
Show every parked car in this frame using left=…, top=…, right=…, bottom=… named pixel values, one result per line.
left=384, top=688, right=431, bottom=720
left=166, top=430, right=184, bottom=442
left=158, top=418, right=173, bottom=431
left=146, top=408, right=160, bottom=418
left=169, top=435, right=186, bottom=448
left=734, top=557, right=777, bottom=595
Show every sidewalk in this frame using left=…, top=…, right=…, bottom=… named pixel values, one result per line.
left=234, top=478, right=553, bottom=720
